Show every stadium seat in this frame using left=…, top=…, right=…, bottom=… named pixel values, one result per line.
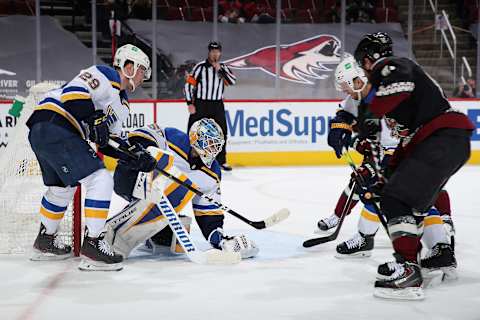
left=282, top=8, right=295, bottom=22
left=157, top=0, right=169, bottom=6
left=156, top=6, right=169, bottom=19
left=187, top=7, right=206, bottom=21
left=323, top=0, right=337, bottom=9
left=203, top=6, right=213, bottom=21
left=166, top=6, right=185, bottom=20
left=374, top=7, right=399, bottom=22
left=166, top=0, right=187, bottom=7
left=294, top=9, right=313, bottom=23
left=185, top=0, right=205, bottom=8
left=375, top=0, right=397, bottom=9
left=290, top=0, right=316, bottom=10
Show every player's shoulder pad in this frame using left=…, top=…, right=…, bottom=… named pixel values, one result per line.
left=372, top=57, right=415, bottom=97
left=95, top=65, right=121, bottom=91
left=164, top=127, right=191, bottom=161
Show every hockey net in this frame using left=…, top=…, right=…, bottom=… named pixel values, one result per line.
left=0, top=82, right=82, bottom=256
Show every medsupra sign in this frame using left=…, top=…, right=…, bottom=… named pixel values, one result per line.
left=1, top=99, right=480, bottom=165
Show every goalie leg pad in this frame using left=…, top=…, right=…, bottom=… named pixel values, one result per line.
left=105, top=199, right=170, bottom=258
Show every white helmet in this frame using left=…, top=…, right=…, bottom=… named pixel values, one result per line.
left=114, top=44, right=151, bottom=91
left=189, top=118, right=225, bottom=168
left=334, top=57, right=368, bottom=98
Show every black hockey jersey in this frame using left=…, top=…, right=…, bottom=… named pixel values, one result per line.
left=368, top=57, right=452, bottom=141
left=367, top=57, right=474, bottom=164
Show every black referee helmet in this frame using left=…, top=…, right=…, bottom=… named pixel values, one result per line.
left=208, top=41, right=222, bottom=51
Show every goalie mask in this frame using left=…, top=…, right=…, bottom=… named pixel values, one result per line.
left=334, top=58, right=368, bottom=100
left=189, top=118, right=225, bottom=168
left=114, top=44, right=151, bottom=91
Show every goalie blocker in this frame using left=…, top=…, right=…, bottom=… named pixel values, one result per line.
left=106, top=119, right=259, bottom=260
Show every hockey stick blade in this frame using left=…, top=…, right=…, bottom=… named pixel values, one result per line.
left=303, top=233, right=338, bottom=247
left=263, top=208, right=290, bottom=228
left=303, top=178, right=357, bottom=248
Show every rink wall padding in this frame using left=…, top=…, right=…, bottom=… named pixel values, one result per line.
left=1, top=99, right=479, bottom=166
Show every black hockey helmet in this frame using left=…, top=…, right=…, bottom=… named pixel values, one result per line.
left=354, top=32, right=393, bottom=67
left=208, top=41, right=222, bottom=51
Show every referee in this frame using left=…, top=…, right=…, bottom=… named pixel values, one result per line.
left=184, top=41, right=236, bottom=171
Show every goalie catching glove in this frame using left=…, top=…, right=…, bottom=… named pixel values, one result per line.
left=208, top=228, right=259, bottom=259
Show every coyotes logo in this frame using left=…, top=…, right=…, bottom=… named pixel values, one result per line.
left=225, top=35, right=343, bottom=85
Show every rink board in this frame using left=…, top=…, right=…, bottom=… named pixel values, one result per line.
left=1, top=99, right=479, bottom=166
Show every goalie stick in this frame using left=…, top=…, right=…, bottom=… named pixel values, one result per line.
left=108, top=139, right=290, bottom=230
left=156, top=195, right=241, bottom=264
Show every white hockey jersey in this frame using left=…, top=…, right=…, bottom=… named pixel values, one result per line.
left=338, top=95, right=399, bottom=150
left=34, top=65, right=129, bottom=140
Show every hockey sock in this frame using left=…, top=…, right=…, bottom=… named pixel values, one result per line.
left=388, top=215, right=421, bottom=263
left=422, top=208, right=450, bottom=249
left=334, top=191, right=359, bottom=218
left=358, top=203, right=380, bottom=236
left=39, top=186, right=76, bottom=234
left=434, top=190, right=451, bottom=216
left=80, top=168, right=113, bottom=238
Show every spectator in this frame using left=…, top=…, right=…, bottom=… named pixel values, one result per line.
left=218, top=0, right=246, bottom=23
left=243, top=1, right=275, bottom=23
left=329, top=0, right=375, bottom=23
left=453, top=78, right=477, bottom=98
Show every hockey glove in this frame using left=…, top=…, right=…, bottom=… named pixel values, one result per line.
left=123, top=143, right=158, bottom=173
left=328, top=110, right=355, bottom=158
left=351, top=161, right=377, bottom=186
left=351, top=137, right=372, bottom=156
left=357, top=118, right=381, bottom=140
left=85, top=110, right=109, bottom=148
left=357, top=181, right=384, bottom=205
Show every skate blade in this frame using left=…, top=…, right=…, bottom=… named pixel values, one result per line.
left=335, top=250, right=372, bottom=259
left=373, top=287, right=425, bottom=300
left=78, top=257, right=123, bottom=271
left=30, top=249, right=72, bottom=261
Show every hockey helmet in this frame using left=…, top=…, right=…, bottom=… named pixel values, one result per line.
left=208, top=41, right=222, bottom=51
left=334, top=57, right=368, bottom=96
left=354, top=32, right=393, bottom=67
left=114, top=44, right=151, bottom=90
left=189, top=118, right=225, bottom=168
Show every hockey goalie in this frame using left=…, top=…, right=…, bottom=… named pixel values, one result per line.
left=105, top=118, right=259, bottom=263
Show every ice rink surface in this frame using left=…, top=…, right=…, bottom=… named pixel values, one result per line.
left=1, top=166, right=479, bottom=320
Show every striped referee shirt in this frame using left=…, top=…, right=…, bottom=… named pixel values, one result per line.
left=184, top=59, right=236, bottom=104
